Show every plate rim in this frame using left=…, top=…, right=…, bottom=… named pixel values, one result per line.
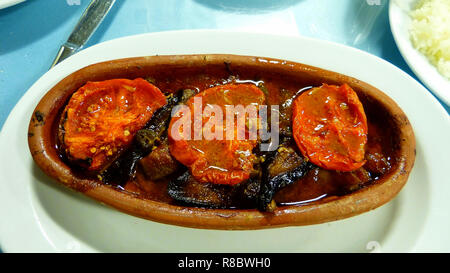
left=0, top=0, right=25, bottom=9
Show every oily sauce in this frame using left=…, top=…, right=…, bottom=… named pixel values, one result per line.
left=113, top=67, right=394, bottom=207
left=292, top=84, right=368, bottom=172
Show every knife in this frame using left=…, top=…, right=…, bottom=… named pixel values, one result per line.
left=50, top=0, right=116, bottom=69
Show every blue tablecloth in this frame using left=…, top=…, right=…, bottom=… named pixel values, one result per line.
left=0, top=0, right=448, bottom=252
left=1, top=0, right=449, bottom=131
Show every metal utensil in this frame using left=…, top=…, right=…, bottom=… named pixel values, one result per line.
left=50, top=0, right=116, bottom=68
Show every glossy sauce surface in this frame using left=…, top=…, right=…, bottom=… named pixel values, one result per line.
left=292, top=84, right=368, bottom=172
left=107, top=64, right=395, bottom=207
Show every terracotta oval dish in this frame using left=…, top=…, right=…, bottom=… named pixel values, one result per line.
left=28, top=54, right=415, bottom=230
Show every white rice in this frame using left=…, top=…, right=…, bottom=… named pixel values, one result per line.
left=409, top=0, right=450, bottom=80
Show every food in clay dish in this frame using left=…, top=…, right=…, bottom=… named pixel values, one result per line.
left=28, top=54, right=415, bottom=229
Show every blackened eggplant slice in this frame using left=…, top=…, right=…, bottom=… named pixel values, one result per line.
left=100, top=89, right=196, bottom=185
left=257, top=138, right=314, bottom=211
left=168, top=170, right=260, bottom=209
left=168, top=138, right=313, bottom=211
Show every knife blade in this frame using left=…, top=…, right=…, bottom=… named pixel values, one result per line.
left=50, top=0, right=116, bottom=69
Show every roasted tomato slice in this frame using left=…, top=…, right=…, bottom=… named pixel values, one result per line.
left=60, top=78, right=167, bottom=171
left=168, top=83, right=265, bottom=185
left=292, top=83, right=368, bottom=172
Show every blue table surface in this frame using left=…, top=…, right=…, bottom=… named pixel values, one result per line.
left=0, top=0, right=448, bottom=252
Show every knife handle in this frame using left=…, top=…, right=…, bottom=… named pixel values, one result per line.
left=50, top=42, right=79, bottom=69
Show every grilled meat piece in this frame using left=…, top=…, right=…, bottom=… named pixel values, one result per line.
left=139, top=138, right=180, bottom=181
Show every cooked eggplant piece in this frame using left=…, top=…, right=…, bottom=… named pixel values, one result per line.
left=139, top=138, right=180, bottom=180
left=258, top=138, right=314, bottom=211
left=166, top=140, right=263, bottom=209
left=100, top=89, right=196, bottom=184
left=28, top=54, right=415, bottom=229
left=167, top=170, right=260, bottom=208
left=167, top=138, right=313, bottom=211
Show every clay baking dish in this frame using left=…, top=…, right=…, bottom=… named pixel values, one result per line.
left=28, top=54, right=415, bottom=230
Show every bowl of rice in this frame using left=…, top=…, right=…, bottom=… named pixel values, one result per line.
left=389, top=0, right=450, bottom=106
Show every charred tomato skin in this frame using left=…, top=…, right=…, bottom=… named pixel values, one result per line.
left=59, top=78, right=167, bottom=171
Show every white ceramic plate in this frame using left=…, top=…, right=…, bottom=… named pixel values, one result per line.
left=389, top=0, right=450, bottom=106
left=1, top=30, right=449, bottom=253
left=0, top=0, right=25, bottom=9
